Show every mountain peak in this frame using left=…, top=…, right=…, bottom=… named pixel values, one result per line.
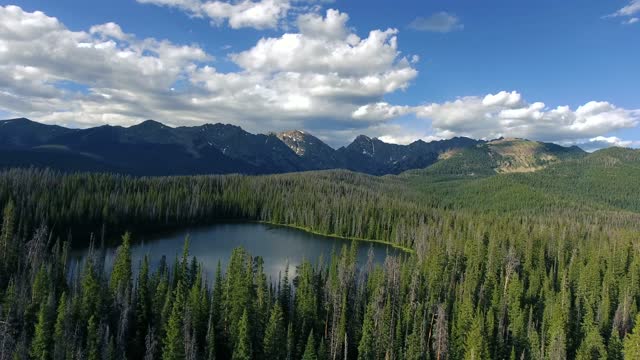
left=1, top=118, right=38, bottom=126
left=276, top=130, right=318, bottom=156
left=354, top=134, right=372, bottom=143
left=277, top=130, right=307, bottom=140
left=133, top=119, right=169, bottom=129
left=4, top=117, right=31, bottom=122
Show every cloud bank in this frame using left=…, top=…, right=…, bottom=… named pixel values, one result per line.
left=355, top=91, right=640, bottom=149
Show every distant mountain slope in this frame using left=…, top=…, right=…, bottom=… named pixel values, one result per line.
left=0, top=118, right=579, bottom=176
left=336, top=135, right=481, bottom=175
left=405, top=146, right=640, bottom=214
left=276, top=130, right=341, bottom=170
left=0, top=118, right=78, bottom=149
left=417, top=138, right=586, bottom=177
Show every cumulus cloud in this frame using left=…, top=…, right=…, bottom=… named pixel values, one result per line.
left=137, top=0, right=327, bottom=29
left=569, top=136, right=640, bottom=152
left=414, top=91, right=640, bottom=142
left=408, top=12, right=463, bottom=33
left=352, top=103, right=411, bottom=121
left=606, top=0, right=640, bottom=24
left=0, top=5, right=417, bottom=145
left=201, top=0, right=290, bottom=29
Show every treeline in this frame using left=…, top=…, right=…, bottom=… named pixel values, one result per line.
left=0, top=168, right=439, bottom=249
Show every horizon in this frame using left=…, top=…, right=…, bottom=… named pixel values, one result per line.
left=0, top=1, right=638, bottom=149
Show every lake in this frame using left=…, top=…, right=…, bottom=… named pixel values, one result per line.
left=69, top=222, right=399, bottom=282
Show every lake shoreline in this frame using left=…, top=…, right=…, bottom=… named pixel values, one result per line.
left=72, top=218, right=414, bottom=254
left=253, top=220, right=415, bottom=253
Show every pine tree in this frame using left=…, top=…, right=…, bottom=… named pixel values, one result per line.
left=317, top=338, right=327, bottom=360
left=30, top=295, right=54, bottom=360
left=624, top=313, right=640, bottom=359
left=286, top=322, right=294, bottom=360
left=576, top=318, right=606, bottom=359
left=163, top=281, right=186, bottom=360
left=405, top=316, right=423, bottom=360
left=463, top=314, right=489, bottom=360
left=358, top=304, right=376, bottom=360
left=233, top=310, right=252, bottom=360
left=81, top=259, right=101, bottom=322
left=206, top=311, right=216, bottom=360
left=295, top=261, right=317, bottom=342
left=53, top=292, right=68, bottom=360
left=0, top=199, right=16, bottom=278
left=86, top=315, right=100, bottom=360
left=608, top=330, right=623, bottom=360
left=263, top=303, right=286, bottom=360
left=110, top=232, right=132, bottom=299
left=301, top=330, right=317, bottom=360
left=134, top=255, right=151, bottom=358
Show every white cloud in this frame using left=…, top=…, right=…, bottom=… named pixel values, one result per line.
left=137, top=0, right=329, bottom=29
left=202, top=0, right=290, bottom=29
left=378, top=134, right=442, bottom=145
left=231, top=11, right=411, bottom=80
left=89, top=22, right=130, bottom=41
left=408, top=12, right=463, bottom=33
left=606, top=0, right=640, bottom=24
left=0, top=5, right=417, bottom=145
left=574, top=136, right=640, bottom=152
left=414, top=91, right=640, bottom=143
left=352, top=102, right=411, bottom=121
left=611, top=0, right=640, bottom=17
left=297, top=9, right=349, bottom=40
left=136, top=0, right=208, bottom=13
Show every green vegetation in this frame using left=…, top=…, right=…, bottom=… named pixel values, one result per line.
left=0, top=146, right=639, bottom=359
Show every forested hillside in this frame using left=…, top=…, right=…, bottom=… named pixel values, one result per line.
left=0, top=146, right=640, bottom=359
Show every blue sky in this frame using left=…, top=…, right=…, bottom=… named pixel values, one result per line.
left=1, top=0, right=639, bottom=148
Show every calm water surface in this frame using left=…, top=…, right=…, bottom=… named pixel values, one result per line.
left=70, top=222, right=398, bottom=281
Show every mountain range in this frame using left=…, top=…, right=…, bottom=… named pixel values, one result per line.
left=0, top=118, right=586, bottom=176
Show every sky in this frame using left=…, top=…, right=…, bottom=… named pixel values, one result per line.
left=0, top=0, right=639, bottom=148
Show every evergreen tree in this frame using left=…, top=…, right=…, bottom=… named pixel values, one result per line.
left=301, top=330, right=317, bottom=360
left=357, top=304, right=376, bottom=360
left=30, top=295, right=54, bottom=360
left=608, top=330, right=623, bottom=360
left=0, top=199, right=16, bottom=280
left=52, top=292, right=69, bottom=360
left=110, top=232, right=132, bottom=299
left=286, top=322, right=294, bottom=360
left=206, top=311, right=216, bottom=360
left=263, top=302, right=287, bottom=360
left=81, top=259, right=101, bottom=322
left=624, top=313, right=640, bottom=359
left=134, top=255, right=151, bottom=358
left=233, top=310, right=252, bottom=360
left=463, top=314, right=489, bottom=360
left=576, top=318, right=606, bottom=359
left=86, top=315, right=100, bottom=360
left=405, top=316, right=423, bottom=360
left=163, top=281, right=186, bottom=360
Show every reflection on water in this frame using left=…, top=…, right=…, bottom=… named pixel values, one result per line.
left=69, top=222, right=398, bottom=282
